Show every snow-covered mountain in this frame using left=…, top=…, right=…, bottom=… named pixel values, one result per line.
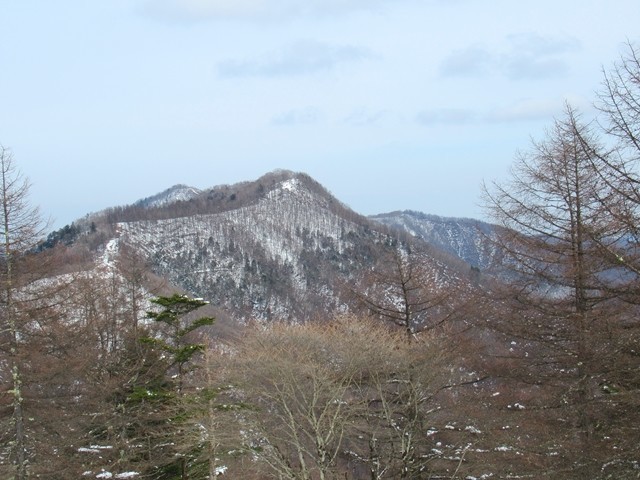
left=73, top=171, right=471, bottom=323
left=50, top=171, right=486, bottom=324
left=370, top=210, right=501, bottom=272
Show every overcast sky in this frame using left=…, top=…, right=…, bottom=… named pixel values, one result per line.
left=1, top=1, right=638, bottom=229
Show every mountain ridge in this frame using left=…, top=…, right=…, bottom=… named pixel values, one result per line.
left=114, top=171, right=389, bottom=321
left=43, top=170, right=487, bottom=324
left=370, top=209, right=500, bottom=271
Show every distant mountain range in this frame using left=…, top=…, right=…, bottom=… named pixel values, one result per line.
left=370, top=210, right=500, bottom=272
left=51, top=170, right=500, bottom=323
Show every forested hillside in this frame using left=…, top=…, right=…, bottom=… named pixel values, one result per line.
left=369, top=210, right=500, bottom=272
left=1, top=43, right=639, bottom=479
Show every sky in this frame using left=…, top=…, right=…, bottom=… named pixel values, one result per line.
left=1, top=1, right=639, bottom=230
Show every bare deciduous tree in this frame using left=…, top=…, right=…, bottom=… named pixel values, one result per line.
left=0, top=145, right=49, bottom=479
left=482, top=104, right=640, bottom=477
left=229, top=322, right=354, bottom=480
left=351, top=241, right=464, bottom=342
left=589, top=41, right=640, bottom=298
left=213, top=317, right=469, bottom=479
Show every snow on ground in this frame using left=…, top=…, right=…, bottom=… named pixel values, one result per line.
left=280, top=178, right=299, bottom=193
left=101, top=238, right=119, bottom=269
left=83, top=468, right=140, bottom=478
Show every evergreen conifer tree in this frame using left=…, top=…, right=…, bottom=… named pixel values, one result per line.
left=142, top=293, right=215, bottom=479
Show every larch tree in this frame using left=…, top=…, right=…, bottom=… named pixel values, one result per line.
left=351, top=241, right=462, bottom=343
left=592, top=41, right=640, bottom=294
left=0, top=146, right=48, bottom=479
left=482, top=104, right=638, bottom=477
left=0, top=147, right=88, bottom=478
left=590, top=41, right=640, bottom=475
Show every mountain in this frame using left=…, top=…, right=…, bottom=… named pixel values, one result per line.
left=67, top=170, right=476, bottom=324
left=369, top=210, right=500, bottom=272
left=134, top=184, right=202, bottom=209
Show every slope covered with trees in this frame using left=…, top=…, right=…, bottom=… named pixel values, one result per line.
left=112, top=170, right=473, bottom=324
left=369, top=210, right=501, bottom=272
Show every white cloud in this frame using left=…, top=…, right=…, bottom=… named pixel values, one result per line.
left=217, top=40, right=375, bottom=78
left=415, top=96, right=584, bottom=126
left=416, top=108, right=477, bottom=125
left=486, top=98, right=563, bottom=123
left=272, top=106, right=324, bottom=126
left=505, top=33, right=581, bottom=57
left=344, top=107, right=391, bottom=126
left=440, top=33, right=582, bottom=81
left=439, top=46, right=494, bottom=77
left=501, top=33, right=581, bottom=80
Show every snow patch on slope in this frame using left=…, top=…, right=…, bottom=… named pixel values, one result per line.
left=135, top=184, right=202, bottom=209
left=101, top=238, right=119, bottom=269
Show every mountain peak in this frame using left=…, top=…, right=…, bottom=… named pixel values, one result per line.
left=135, top=184, right=202, bottom=209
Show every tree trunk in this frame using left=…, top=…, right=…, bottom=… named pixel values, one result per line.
left=2, top=150, right=26, bottom=480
